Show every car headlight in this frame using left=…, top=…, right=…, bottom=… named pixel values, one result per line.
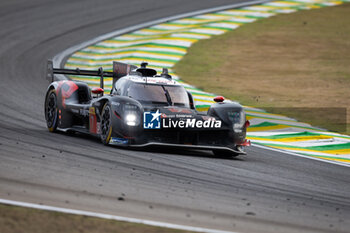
left=125, top=113, right=137, bottom=126
left=123, top=104, right=141, bottom=126
left=228, top=111, right=245, bottom=131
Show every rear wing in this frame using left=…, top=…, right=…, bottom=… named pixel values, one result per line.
left=46, top=60, right=137, bottom=89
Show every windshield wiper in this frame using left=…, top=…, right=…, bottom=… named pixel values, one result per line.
left=162, top=86, right=172, bottom=106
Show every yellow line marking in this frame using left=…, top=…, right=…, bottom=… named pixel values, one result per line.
left=247, top=125, right=290, bottom=132
left=247, top=135, right=334, bottom=143
left=322, top=149, right=350, bottom=155
left=268, top=146, right=350, bottom=156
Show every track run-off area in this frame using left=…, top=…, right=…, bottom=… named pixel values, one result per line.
left=0, top=0, right=350, bottom=233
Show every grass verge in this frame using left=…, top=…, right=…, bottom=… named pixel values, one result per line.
left=0, top=204, right=193, bottom=233
left=174, top=3, right=350, bottom=134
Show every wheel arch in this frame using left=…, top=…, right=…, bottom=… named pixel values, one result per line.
left=44, top=82, right=59, bottom=103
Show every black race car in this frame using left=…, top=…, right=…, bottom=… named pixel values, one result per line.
left=45, top=60, right=250, bottom=157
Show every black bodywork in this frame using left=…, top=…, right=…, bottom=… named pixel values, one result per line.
left=45, top=61, right=250, bottom=157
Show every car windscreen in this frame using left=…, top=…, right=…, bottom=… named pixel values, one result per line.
left=164, top=85, right=190, bottom=108
left=128, top=83, right=190, bottom=107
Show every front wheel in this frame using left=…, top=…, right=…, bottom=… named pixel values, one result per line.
left=100, top=102, right=113, bottom=145
left=45, top=89, right=58, bottom=132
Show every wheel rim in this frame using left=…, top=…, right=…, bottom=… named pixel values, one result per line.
left=101, top=105, right=111, bottom=138
left=46, top=92, right=57, bottom=127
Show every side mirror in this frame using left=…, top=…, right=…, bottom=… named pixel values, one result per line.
left=91, top=87, right=104, bottom=95
left=213, top=96, right=224, bottom=103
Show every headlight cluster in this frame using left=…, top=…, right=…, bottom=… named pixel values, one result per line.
left=125, top=113, right=137, bottom=126
left=124, top=104, right=140, bottom=126
left=228, top=111, right=246, bottom=132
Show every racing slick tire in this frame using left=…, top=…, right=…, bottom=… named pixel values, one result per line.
left=100, top=102, right=113, bottom=145
left=212, top=149, right=239, bottom=158
left=45, top=89, right=58, bottom=132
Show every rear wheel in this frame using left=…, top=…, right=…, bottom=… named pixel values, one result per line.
left=212, top=149, right=239, bottom=158
left=100, top=102, right=113, bottom=145
left=45, top=89, right=58, bottom=132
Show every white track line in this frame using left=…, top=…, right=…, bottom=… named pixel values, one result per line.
left=252, top=144, right=350, bottom=168
left=0, top=198, right=238, bottom=233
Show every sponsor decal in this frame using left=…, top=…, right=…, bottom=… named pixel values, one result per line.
left=70, top=108, right=89, bottom=117
left=143, top=110, right=221, bottom=129
left=110, top=137, right=128, bottom=145
left=161, top=114, right=192, bottom=119
left=143, top=110, right=161, bottom=129
left=130, top=76, right=176, bottom=85
left=89, top=107, right=95, bottom=114
left=79, top=109, right=89, bottom=117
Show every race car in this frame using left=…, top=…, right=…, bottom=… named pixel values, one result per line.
left=45, top=60, right=250, bottom=157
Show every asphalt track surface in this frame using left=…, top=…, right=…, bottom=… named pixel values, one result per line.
left=0, top=0, right=350, bottom=232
